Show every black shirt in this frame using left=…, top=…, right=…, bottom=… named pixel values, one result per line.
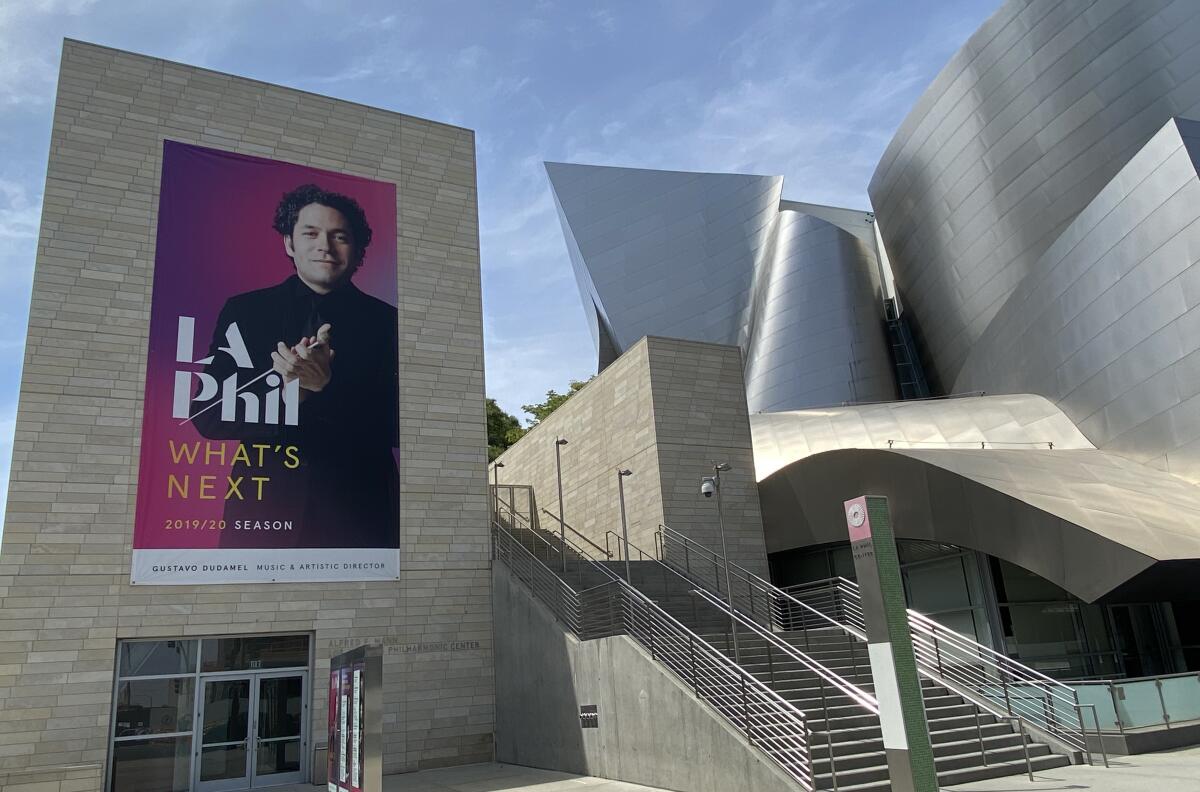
left=192, top=275, right=399, bottom=549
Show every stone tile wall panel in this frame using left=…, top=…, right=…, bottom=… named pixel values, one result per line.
left=0, top=40, right=492, bottom=789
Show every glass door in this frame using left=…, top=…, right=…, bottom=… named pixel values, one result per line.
left=196, top=677, right=251, bottom=791
left=251, top=672, right=307, bottom=787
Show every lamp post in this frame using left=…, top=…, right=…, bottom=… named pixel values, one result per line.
left=491, top=461, right=504, bottom=524
left=617, top=468, right=633, bottom=582
left=704, top=462, right=739, bottom=663
left=555, top=437, right=568, bottom=571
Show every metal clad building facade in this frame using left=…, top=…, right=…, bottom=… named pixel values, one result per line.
left=547, top=163, right=897, bottom=413
left=869, top=0, right=1200, bottom=392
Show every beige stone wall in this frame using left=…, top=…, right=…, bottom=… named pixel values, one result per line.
left=494, top=336, right=767, bottom=575
left=0, top=40, right=492, bottom=790
left=648, top=338, right=767, bottom=576
left=495, top=338, right=666, bottom=558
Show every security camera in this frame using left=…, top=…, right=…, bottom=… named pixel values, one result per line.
left=701, top=477, right=715, bottom=498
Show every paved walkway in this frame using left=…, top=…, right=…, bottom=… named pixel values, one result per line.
left=948, top=745, right=1200, bottom=792
left=281, top=749, right=1200, bottom=792
left=278, top=762, right=674, bottom=792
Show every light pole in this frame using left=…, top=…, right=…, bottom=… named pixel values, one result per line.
left=617, top=468, right=633, bottom=582
left=703, top=462, right=739, bottom=663
left=555, top=437, right=568, bottom=571
left=491, top=461, right=504, bottom=524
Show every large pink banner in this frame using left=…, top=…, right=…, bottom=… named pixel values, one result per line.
left=132, top=141, right=399, bottom=584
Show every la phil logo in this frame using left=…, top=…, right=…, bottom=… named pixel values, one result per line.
left=172, top=316, right=299, bottom=426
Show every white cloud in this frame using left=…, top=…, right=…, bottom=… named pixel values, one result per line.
left=0, top=405, right=16, bottom=543
left=589, top=8, right=616, bottom=33
left=0, top=181, right=41, bottom=240
left=600, top=120, right=625, bottom=138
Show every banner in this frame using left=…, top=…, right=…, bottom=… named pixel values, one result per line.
left=132, top=141, right=399, bottom=584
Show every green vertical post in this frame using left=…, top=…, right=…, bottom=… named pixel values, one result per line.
left=845, top=495, right=937, bottom=792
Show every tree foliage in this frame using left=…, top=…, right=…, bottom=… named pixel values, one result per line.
left=486, top=398, right=522, bottom=461
left=521, top=378, right=591, bottom=426
left=486, top=378, right=595, bottom=461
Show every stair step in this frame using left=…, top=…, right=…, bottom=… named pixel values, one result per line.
left=936, top=753, right=1071, bottom=786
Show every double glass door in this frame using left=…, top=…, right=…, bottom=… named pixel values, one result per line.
left=196, top=671, right=307, bottom=791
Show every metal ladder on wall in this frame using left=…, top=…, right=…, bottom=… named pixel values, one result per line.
left=654, top=525, right=1112, bottom=784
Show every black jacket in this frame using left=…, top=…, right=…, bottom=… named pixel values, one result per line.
left=193, top=275, right=399, bottom=549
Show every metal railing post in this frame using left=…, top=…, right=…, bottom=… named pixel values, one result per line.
left=1109, top=683, right=1125, bottom=734
left=1002, top=669, right=1012, bottom=716
left=689, top=636, right=699, bottom=697
left=741, top=673, right=752, bottom=743
left=825, top=730, right=839, bottom=792
left=1074, top=704, right=1093, bottom=766
left=1017, top=718, right=1033, bottom=782
left=1079, top=704, right=1108, bottom=768
left=974, top=708, right=987, bottom=766
left=1157, top=678, right=1171, bottom=728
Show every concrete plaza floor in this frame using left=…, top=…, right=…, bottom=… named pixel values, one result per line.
left=948, top=744, right=1200, bottom=792
left=282, top=748, right=1200, bottom=792
left=279, top=762, right=674, bottom=792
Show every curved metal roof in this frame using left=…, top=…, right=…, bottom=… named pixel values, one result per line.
left=752, top=396, right=1200, bottom=601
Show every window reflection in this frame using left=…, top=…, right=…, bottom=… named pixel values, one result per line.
left=109, top=737, right=191, bottom=792
left=201, top=634, right=309, bottom=672
left=119, top=640, right=197, bottom=677
left=114, top=678, right=194, bottom=737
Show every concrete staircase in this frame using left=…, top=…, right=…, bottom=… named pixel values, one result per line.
left=708, top=630, right=1071, bottom=790
left=504, top=521, right=1072, bottom=790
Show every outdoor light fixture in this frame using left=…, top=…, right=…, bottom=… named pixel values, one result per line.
left=555, top=437, right=569, bottom=571
left=617, top=468, right=633, bottom=582
left=492, top=461, right=505, bottom=523
left=703, top=461, right=739, bottom=663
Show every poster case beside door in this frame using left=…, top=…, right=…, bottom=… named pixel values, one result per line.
left=327, top=645, right=381, bottom=792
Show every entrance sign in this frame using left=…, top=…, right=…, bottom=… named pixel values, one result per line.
left=845, top=495, right=937, bottom=792
left=132, top=141, right=400, bottom=584
left=328, top=645, right=382, bottom=792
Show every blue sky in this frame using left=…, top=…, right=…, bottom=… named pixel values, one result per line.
left=0, top=0, right=999, bottom=519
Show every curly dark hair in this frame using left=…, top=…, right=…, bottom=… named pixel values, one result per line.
left=272, top=183, right=373, bottom=260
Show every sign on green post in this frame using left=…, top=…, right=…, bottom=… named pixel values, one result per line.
left=845, top=495, right=937, bottom=792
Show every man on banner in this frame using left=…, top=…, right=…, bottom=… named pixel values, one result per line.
left=192, top=184, right=399, bottom=548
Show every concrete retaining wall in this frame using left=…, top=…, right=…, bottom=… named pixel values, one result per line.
left=492, top=562, right=798, bottom=792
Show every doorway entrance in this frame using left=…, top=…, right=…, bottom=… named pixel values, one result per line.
left=195, top=670, right=308, bottom=790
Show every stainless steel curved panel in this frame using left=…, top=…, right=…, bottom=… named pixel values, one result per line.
left=749, top=392, right=1095, bottom=480
left=547, top=163, right=898, bottom=411
left=955, top=116, right=1200, bottom=483
left=742, top=211, right=896, bottom=413
left=758, top=446, right=1200, bottom=602
left=546, top=161, right=784, bottom=355
left=869, top=0, right=1200, bottom=391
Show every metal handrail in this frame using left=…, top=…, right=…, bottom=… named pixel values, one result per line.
left=539, top=508, right=613, bottom=559
left=692, top=588, right=879, bottom=715
left=491, top=517, right=816, bottom=791
left=658, top=525, right=865, bottom=642
left=657, top=523, right=1088, bottom=753
left=612, top=524, right=880, bottom=792
left=1067, top=670, right=1200, bottom=734
left=783, top=579, right=1087, bottom=752
left=497, top=502, right=562, bottom=557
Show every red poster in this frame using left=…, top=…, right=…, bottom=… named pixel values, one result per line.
left=131, top=141, right=400, bottom=584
